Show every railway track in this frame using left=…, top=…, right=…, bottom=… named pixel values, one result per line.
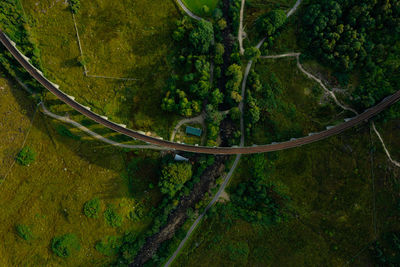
left=1, top=29, right=399, bottom=155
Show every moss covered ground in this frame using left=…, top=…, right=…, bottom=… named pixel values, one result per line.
left=0, top=73, right=162, bottom=266
left=181, top=0, right=220, bottom=16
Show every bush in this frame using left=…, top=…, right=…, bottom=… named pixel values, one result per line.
left=16, top=146, right=36, bottom=166
left=158, top=162, right=193, bottom=198
left=95, top=236, right=122, bottom=256
left=51, top=234, right=80, bottom=258
left=244, top=47, right=261, bottom=61
left=69, top=0, right=80, bottom=14
left=104, top=205, right=123, bottom=227
left=16, top=224, right=33, bottom=241
left=83, top=198, right=101, bottom=218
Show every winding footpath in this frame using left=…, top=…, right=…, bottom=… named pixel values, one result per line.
left=41, top=103, right=168, bottom=151
left=238, top=0, right=245, bottom=55
left=262, top=53, right=400, bottom=168
left=165, top=2, right=301, bottom=266
left=175, top=0, right=202, bottom=21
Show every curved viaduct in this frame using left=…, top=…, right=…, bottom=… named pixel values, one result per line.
left=1, top=30, right=399, bottom=155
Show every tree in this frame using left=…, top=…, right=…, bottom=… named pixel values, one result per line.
left=16, top=146, right=36, bottom=166
left=83, top=198, right=101, bottom=218
left=225, top=64, right=242, bottom=103
left=217, top=19, right=227, bottom=30
left=172, top=26, right=186, bottom=41
left=244, top=47, right=260, bottom=61
left=202, top=5, right=209, bottom=14
left=16, top=224, right=33, bottom=241
left=104, top=205, right=123, bottom=227
left=257, top=9, right=286, bottom=35
left=213, top=8, right=223, bottom=20
left=69, top=0, right=80, bottom=14
left=189, top=19, right=214, bottom=54
left=211, top=88, right=224, bottom=107
left=51, top=234, right=80, bottom=258
left=158, top=162, right=192, bottom=197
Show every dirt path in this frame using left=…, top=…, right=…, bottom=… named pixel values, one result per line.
left=175, top=0, right=202, bottom=21
left=261, top=53, right=400, bottom=168
left=41, top=103, right=168, bottom=151
left=170, top=113, right=206, bottom=142
left=238, top=0, right=246, bottom=55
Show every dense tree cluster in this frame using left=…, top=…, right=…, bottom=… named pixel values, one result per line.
left=256, top=9, right=287, bottom=36
left=158, top=162, right=193, bottom=197
left=162, top=18, right=215, bottom=117
left=229, top=154, right=287, bottom=226
left=301, top=0, right=400, bottom=111
left=228, top=0, right=242, bottom=35
left=225, top=64, right=242, bottom=103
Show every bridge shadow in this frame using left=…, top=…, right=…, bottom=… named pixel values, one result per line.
left=5, top=75, right=136, bottom=199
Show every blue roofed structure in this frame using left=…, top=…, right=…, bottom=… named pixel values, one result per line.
left=185, top=126, right=202, bottom=137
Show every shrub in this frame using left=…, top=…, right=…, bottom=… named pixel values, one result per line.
left=104, top=205, right=123, bottom=227
left=16, top=146, right=36, bottom=166
left=95, top=236, right=122, bottom=256
left=16, top=224, right=33, bottom=241
left=158, top=162, right=192, bottom=198
left=69, top=0, right=80, bottom=14
left=83, top=198, right=101, bottom=218
left=56, top=125, right=80, bottom=140
left=51, top=234, right=80, bottom=258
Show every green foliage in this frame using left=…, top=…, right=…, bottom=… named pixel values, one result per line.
left=225, top=64, right=243, bottom=103
left=69, top=0, right=80, bottom=14
left=158, top=162, right=193, bottom=197
left=51, top=233, right=80, bottom=258
left=56, top=125, right=80, bottom=140
left=214, top=43, right=225, bottom=65
left=15, top=224, right=33, bottom=241
left=256, top=9, right=286, bottom=36
left=16, top=146, right=36, bottom=166
left=104, top=204, right=123, bottom=227
left=95, top=236, right=122, bottom=256
left=162, top=17, right=215, bottom=117
left=0, top=0, right=44, bottom=94
left=301, top=0, right=400, bottom=112
left=244, top=47, right=261, bottom=61
left=83, top=198, right=101, bottom=218
left=229, top=154, right=287, bottom=226
left=189, top=19, right=214, bottom=54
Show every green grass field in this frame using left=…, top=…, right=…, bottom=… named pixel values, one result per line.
left=0, top=74, right=163, bottom=266
left=249, top=57, right=350, bottom=145
left=181, top=0, right=220, bottom=16
left=173, top=122, right=400, bottom=266
left=20, top=0, right=180, bottom=139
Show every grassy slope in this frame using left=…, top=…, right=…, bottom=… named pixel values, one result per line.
left=20, top=0, right=179, bottom=138
left=173, top=124, right=400, bottom=266
left=249, top=57, right=349, bottom=145
left=0, top=74, right=162, bottom=266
